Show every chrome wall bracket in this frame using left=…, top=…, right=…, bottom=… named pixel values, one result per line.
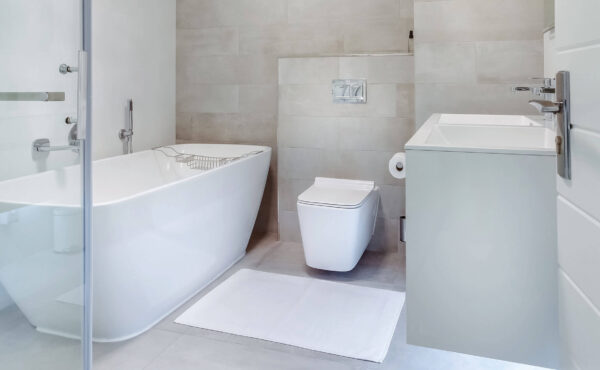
left=59, top=64, right=79, bottom=74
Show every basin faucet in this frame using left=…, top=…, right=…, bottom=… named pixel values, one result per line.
left=512, top=77, right=556, bottom=96
left=119, top=99, right=134, bottom=154
left=529, top=100, right=562, bottom=113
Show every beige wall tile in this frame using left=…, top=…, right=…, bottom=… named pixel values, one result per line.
left=236, top=55, right=279, bottom=84
left=414, top=0, right=545, bottom=42
left=343, top=21, right=410, bottom=53
left=279, top=57, right=339, bottom=85
left=336, top=117, right=413, bottom=152
left=397, top=84, right=415, bottom=120
left=279, top=84, right=397, bottom=117
left=278, top=178, right=314, bottom=212
left=278, top=210, right=302, bottom=243
left=239, top=23, right=344, bottom=56
left=277, top=116, right=340, bottom=150
left=368, top=217, right=400, bottom=252
left=415, top=83, right=540, bottom=126
left=287, top=0, right=403, bottom=24
left=177, top=85, right=239, bottom=113
left=378, top=184, right=406, bottom=219
left=239, top=84, right=278, bottom=115
left=176, top=0, right=239, bottom=29
left=184, top=112, right=277, bottom=144
left=475, top=40, right=544, bottom=84
left=414, top=0, right=545, bottom=129
left=177, top=55, right=239, bottom=85
left=415, top=42, right=477, bottom=84
left=339, top=55, right=414, bottom=83
left=177, top=28, right=238, bottom=56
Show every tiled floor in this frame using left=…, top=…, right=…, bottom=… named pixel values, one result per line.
left=0, top=234, right=545, bottom=370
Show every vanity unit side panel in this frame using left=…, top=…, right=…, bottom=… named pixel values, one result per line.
left=405, top=148, right=558, bottom=368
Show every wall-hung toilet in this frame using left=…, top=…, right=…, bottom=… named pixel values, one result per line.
left=297, top=177, right=379, bottom=272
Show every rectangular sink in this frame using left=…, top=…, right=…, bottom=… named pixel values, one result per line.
left=438, top=114, right=543, bottom=127
left=406, top=114, right=556, bottom=155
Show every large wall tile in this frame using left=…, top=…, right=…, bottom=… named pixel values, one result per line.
left=279, top=84, right=397, bottom=118
left=475, top=40, right=544, bottom=84
left=415, top=42, right=477, bottom=84
left=277, top=116, right=340, bottom=150
left=414, top=0, right=544, bottom=43
left=414, top=0, right=544, bottom=126
left=339, top=55, right=414, bottom=84
left=176, top=28, right=238, bottom=56
left=177, top=55, right=239, bottom=85
left=239, top=84, right=278, bottom=115
left=343, top=21, right=410, bottom=53
left=415, top=83, right=539, bottom=126
left=278, top=57, right=339, bottom=85
left=177, top=1, right=414, bottom=235
left=177, top=85, right=239, bottom=113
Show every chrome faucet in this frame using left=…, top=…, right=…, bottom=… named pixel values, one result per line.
left=512, top=77, right=556, bottom=96
left=528, top=100, right=562, bottom=113
left=119, top=99, right=134, bottom=154
left=33, top=125, right=80, bottom=153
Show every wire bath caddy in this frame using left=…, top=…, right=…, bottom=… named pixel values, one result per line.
left=153, top=146, right=264, bottom=171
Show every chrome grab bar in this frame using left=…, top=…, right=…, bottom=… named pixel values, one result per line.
left=0, top=92, right=65, bottom=102
left=33, top=139, right=79, bottom=152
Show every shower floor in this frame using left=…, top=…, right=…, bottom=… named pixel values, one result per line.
left=0, top=234, right=542, bottom=370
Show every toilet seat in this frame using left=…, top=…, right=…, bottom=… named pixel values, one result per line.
left=297, top=177, right=375, bottom=209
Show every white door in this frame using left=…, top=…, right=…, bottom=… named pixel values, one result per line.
left=555, top=1, right=600, bottom=369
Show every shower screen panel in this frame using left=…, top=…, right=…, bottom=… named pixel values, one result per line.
left=0, top=0, right=92, bottom=369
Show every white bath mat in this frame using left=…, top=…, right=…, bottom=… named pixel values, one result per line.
left=175, top=269, right=405, bottom=363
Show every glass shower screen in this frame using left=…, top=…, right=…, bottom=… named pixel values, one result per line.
left=0, top=0, right=92, bottom=369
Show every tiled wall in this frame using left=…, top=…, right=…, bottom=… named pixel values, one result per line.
left=278, top=55, right=414, bottom=251
left=176, top=0, right=414, bottom=234
left=414, top=0, right=545, bottom=126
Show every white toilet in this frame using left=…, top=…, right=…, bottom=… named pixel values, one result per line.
left=297, top=177, right=379, bottom=272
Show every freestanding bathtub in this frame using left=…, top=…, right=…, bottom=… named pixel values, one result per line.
left=0, top=144, right=271, bottom=341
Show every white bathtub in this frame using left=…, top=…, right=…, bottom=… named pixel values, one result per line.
left=0, top=144, right=271, bottom=341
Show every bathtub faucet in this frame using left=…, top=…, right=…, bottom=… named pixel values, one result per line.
left=119, top=99, right=134, bottom=154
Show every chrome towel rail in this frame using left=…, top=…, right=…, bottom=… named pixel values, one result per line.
left=0, top=92, right=65, bottom=102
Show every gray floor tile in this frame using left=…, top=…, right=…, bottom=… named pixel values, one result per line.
left=0, top=234, right=547, bottom=370
left=93, top=329, right=181, bottom=370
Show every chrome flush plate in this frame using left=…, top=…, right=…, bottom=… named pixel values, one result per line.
left=332, top=79, right=367, bottom=104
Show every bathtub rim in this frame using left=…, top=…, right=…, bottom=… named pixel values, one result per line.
left=0, top=144, right=271, bottom=209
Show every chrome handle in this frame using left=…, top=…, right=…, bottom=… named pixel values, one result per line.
left=76, top=51, right=88, bottom=140
left=555, top=71, right=571, bottom=180
left=0, top=92, right=65, bottom=102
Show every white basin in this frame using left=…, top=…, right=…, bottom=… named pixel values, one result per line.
left=406, top=114, right=556, bottom=155
left=438, top=113, right=543, bottom=127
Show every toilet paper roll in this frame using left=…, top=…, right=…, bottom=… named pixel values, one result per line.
left=388, top=152, right=406, bottom=179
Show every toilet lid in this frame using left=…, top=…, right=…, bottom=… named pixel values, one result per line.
left=297, top=177, right=375, bottom=209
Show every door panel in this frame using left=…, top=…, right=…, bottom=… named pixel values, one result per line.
left=556, top=0, right=600, bottom=369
